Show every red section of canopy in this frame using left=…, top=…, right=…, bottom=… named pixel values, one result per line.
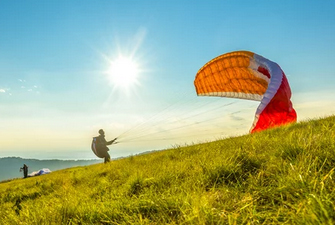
left=251, top=72, right=297, bottom=133
left=257, top=66, right=271, bottom=79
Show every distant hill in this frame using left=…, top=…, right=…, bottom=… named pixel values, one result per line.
left=0, top=157, right=101, bottom=181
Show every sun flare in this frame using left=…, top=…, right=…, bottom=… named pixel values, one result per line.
left=107, top=56, right=139, bottom=88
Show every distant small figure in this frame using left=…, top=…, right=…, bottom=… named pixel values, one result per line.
left=93, top=129, right=117, bottom=163
left=20, top=164, right=28, bottom=178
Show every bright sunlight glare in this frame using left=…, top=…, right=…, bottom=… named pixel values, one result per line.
left=108, top=56, right=139, bottom=88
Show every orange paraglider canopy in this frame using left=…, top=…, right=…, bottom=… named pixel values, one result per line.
left=194, top=50, right=297, bottom=133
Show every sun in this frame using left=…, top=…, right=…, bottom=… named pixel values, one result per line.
left=107, top=56, right=139, bottom=88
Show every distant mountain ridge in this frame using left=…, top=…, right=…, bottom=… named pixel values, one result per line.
left=0, top=157, right=101, bottom=182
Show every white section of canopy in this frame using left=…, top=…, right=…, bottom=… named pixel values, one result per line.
left=249, top=53, right=283, bottom=132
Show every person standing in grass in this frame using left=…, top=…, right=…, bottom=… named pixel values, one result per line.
left=95, top=129, right=117, bottom=163
left=20, top=164, right=28, bottom=178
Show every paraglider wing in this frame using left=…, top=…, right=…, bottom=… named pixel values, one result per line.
left=194, top=50, right=297, bottom=133
left=28, top=168, right=51, bottom=177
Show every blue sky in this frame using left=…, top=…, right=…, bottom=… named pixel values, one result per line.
left=1, top=1, right=335, bottom=160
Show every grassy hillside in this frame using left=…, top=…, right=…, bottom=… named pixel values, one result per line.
left=1, top=116, right=334, bottom=224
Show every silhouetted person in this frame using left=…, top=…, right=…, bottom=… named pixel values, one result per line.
left=96, top=129, right=117, bottom=163
left=20, top=164, right=28, bottom=178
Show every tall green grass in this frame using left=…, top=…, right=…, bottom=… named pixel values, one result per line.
left=1, top=116, right=334, bottom=224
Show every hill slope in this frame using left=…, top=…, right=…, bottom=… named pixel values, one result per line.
left=0, top=116, right=334, bottom=224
